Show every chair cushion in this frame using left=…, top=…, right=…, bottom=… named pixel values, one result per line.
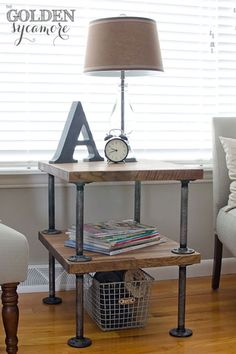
left=0, top=223, right=29, bottom=285
left=216, top=206, right=236, bottom=256
left=219, top=136, right=236, bottom=211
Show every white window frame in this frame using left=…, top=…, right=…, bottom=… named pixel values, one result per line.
left=0, top=0, right=235, bottom=172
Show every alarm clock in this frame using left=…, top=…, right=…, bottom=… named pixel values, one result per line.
left=104, top=129, right=129, bottom=163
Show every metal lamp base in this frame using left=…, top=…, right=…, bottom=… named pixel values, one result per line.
left=68, top=336, right=92, bottom=348
left=125, top=157, right=137, bottom=162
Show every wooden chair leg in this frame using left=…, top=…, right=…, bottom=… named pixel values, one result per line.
left=1, top=283, right=19, bottom=354
left=212, top=234, right=223, bottom=290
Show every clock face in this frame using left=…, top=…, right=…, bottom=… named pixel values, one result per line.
left=104, top=137, right=129, bottom=163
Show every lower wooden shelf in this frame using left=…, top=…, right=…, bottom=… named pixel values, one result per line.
left=39, top=231, right=201, bottom=274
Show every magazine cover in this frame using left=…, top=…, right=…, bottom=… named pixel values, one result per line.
left=65, top=219, right=163, bottom=255
left=64, top=237, right=165, bottom=255
left=67, top=219, right=158, bottom=238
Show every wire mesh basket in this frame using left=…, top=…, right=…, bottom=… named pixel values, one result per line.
left=84, top=269, right=154, bottom=331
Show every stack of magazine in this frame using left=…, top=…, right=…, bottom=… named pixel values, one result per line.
left=64, top=219, right=164, bottom=255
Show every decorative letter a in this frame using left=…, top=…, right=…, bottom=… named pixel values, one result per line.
left=50, top=102, right=104, bottom=163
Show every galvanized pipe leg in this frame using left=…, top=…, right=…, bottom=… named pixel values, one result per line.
left=43, top=174, right=61, bottom=235
left=134, top=181, right=141, bottom=223
left=172, top=180, right=194, bottom=254
left=169, top=266, right=192, bottom=337
left=43, top=174, right=62, bottom=305
left=68, top=274, right=92, bottom=348
left=170, top=179, right=194, bottom=337
left=43, top=253, right=62, bottom=304
left=68, top=183, right=91, bottom=262
left=67, top=183, right=92, bottom=347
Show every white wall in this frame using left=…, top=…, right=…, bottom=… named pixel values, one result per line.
left=0, top=171, right=219, bottom=266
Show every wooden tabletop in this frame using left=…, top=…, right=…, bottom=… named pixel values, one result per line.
left=38, top=160, right=203, bottom=183
left=39, top=232, right=201, bottom=274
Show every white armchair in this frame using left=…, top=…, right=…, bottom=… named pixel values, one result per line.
left=212, top=117, right=236, bottom=289
left=0, top=223, right=29, bottom=353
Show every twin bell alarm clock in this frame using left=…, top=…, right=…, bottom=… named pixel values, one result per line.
left=104, top=129, right=130, bottom=163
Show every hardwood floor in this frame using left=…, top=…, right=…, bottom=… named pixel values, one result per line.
left=1, top=274, right=236, bottom=354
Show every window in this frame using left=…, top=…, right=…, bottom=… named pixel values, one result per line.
left=0, top=0, right=236, bottom=170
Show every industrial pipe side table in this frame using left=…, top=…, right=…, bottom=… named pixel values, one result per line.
left=38, top=160, right=203, bottom=348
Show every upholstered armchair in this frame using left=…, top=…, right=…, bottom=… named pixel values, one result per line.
left=0, top=223, right=29, bottom=354
left=212, top=117, right=236, bottom=289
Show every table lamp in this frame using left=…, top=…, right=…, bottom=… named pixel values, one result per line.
left=83, top=16, right=164, bottom=161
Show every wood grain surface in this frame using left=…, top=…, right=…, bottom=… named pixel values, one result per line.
left=38, top=160, right=203, bottom=183
left=39, top=232, right=201, bottom=274
left=3, top=275, right=236, bottom=354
